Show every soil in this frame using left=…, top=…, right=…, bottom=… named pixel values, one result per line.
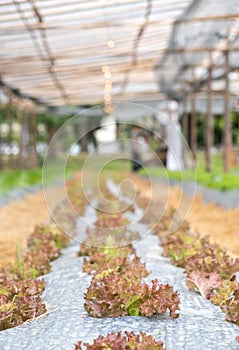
left=130, top=174, right=239, bottom=258
left=0, top=173, right=239, bottom=268
left=0, top=186, right=64, bottom=268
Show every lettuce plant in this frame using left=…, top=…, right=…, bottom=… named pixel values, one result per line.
left=161, top=229, right=239, bottom=281
left=3, top=224, right=71, bottom=280
left=0, top=276, right=46, bottom=330
left=185, top=249, right=239, bottom=281
left=217, top=285, right=239, bottom=326
left=83, top=253, right=149, bottom=279
left=79, top=241, right=135, bottom=258
left=84, top=271, right=180, bottom=319
left=161, top=231, right=203, bottom=267
left=94, top=213, right=130, bottom=229
left=75, top=331, right=166, bottom=349
left=186, top=271, right=223, bottom=299
left=211, top=280, right=238, bottom=306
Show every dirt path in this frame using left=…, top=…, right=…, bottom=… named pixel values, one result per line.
left=0, top=186, right=64, bottom=268
left=130, top=174, right=239, bottom=257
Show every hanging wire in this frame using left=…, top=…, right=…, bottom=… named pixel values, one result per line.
left=27, top=0, right=55, bottom=66
left=120, top=0, right=153, bottom=94
left=12, top=0, right=68, bottom=104
left=98, top=0, right=153, bottom=101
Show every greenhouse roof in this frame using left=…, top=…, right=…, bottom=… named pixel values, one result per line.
left=156, top=0, right=239, bottom=100
left=0, top=0, right=192, bottom=107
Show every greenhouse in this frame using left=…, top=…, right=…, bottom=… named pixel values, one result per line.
left=0, top=1, right=239, bottom=349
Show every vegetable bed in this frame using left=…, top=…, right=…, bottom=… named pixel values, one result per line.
left=1, top=181, right=239, bottom=350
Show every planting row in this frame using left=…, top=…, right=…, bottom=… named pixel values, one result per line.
left=0, top=175, right=86, bottom=331
left=76, top=193, right=181, bottom=349
left=0, top=224, right=68, bottom=330
left=150, top=206, right=239, bottom=344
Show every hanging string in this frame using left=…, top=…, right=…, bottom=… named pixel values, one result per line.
left=98, top=0, right=116, bottom=113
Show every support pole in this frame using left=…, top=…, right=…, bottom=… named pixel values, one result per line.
left=182, top=93, right=188, bottom=167
left=223, top=50, right=232, bottom=172
left=182, top=93, right=188, bottom=142
left=28, top=105, right=38, bottom=167
left=17, top=101, right=24, bottom=168
left=0, top=100, right=3, bottom=170
left=190, top=76, right=197, bottom=160
left=6, top=91, right=14, bottom=169
left=79, top=118, right=88, bottom=153
left=205, top=62, right=213, bottom=172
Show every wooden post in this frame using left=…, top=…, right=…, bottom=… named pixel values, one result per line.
left=223, top=50, right=232, bottom=172
left=205, top=62, right=213, bottom=172
left=47, top=125, right=57, bottom=159
left=0, top=100, right=3, bottom=170
left=26, top=110, right=31, bottom=168
left=190, top=75, right=197, bottom=160
left=28, top=106, right=38, bottom=167
left=79, top=117, right=88, bottom=153
left=19, top=103, right=30, bottom=168
left=182, top=93, right=188, bottom=142
left=182, top=93, right=188, bottom=167
left=17, top=102, right=24, bottom=168
left=6, top=92, right=14, bottom=169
